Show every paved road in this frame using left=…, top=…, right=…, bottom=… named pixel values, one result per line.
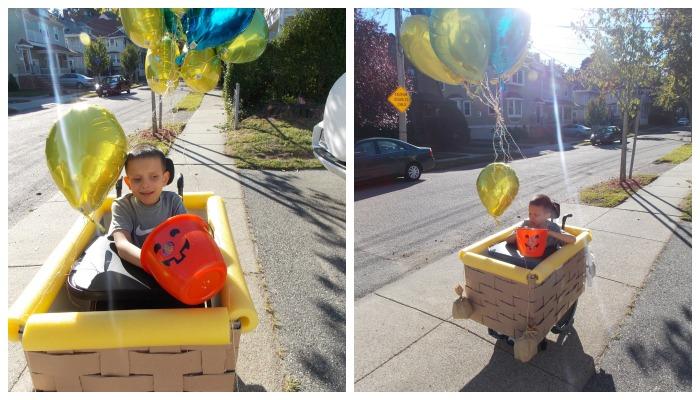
left=237, top=169, right=346, bottom=391
left=8, top=86, right=189, bottom=228
left=355, top=130, right=691, bottom=298
left=584, top=220, right=692, bottom=391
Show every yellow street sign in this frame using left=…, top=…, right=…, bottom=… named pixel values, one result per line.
left=388, top=86, right=411, bottom=113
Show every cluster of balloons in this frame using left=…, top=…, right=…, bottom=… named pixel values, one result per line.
left=400, top=8, right=531, bottom=86
left=121, top=8, right=269, bottom=94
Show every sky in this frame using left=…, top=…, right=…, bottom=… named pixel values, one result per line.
left=359, top=8, right=593, bottom=71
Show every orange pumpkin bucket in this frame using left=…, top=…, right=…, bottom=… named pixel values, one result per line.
left=141, top=214, right=227, bottom=305
left=515, top=227, right=549, bottom=258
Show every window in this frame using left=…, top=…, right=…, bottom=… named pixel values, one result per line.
left=355, top=141, right=377, bottom=156
left=510, top=69, right=525, bottom=85
left=53, top=26, right=59, bottom=40
left=377, top=140, right=403, bottom=154
left=462, top=101, right=471, bottom=117
left=124, top=38, right=127, bottom=47
left=110, top=38, right=115, bottom=46
left=506, top=99, right=523, bottom=117
left=564, top=107, right=572, bottom=120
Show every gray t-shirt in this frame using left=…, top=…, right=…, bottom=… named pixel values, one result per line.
left=108, top=191, right=187, bottom=248
left=520, top=220, right=563, bottom=248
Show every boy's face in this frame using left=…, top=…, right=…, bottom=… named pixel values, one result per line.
left=528, top=204, right=550, bottom=227
left=124, top=157, right=170, bottom=206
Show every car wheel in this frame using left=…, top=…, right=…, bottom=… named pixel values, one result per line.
left=405, top=163, right=422, bottom=181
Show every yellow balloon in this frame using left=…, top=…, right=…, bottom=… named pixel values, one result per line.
left=120, top=8, right=164, bottom=49
left=170, top=8, right=187, bottom=18
left=45, top=104, right=127, bottom=216
left=430, top=9, right=491, bottom=83
left=217, top=9, right=268, bottom=64
left=400, top=15, right=463, bottom=85
left=146, top=36, right=180, bottom=95
left=476, top=163, right=519, bottom=218
left=180, top=48, right=221, bottom=93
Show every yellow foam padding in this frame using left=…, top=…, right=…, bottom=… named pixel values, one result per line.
left=7, top=199, right=111, bottom=342
left=8, top=191, right=249, bottom=342
left=21, top=307, right=231, bottom=351
left=207, top=196, right=259, bottom=333
left=458, top=224, right=592, bottom=285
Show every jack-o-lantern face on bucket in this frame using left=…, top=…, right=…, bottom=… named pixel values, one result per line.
left=515, top=228, right=549, bottom=258
left=141, top=214, right=228, bottom=305
left=153, top=228, right=191, bottom=267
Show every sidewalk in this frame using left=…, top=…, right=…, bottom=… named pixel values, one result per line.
left=7, top=90, right=284, bottom=391
left=354, top=159, right=691, bottom=391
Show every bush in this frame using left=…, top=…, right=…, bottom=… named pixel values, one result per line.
left=224, top=9, right=345, bottom=118
left=9, top=74, right=19, bottom=91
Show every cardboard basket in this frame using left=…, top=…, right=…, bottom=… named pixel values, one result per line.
left=25, top=324, right=241, bottom=392
left=456, top=223, right=591, bottom=362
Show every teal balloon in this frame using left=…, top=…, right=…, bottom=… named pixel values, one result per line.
left=184, top=8, right=255, bottom=50
left=429, top=9, right=491, bottom=83
left=488, top=9, right=531, bottom=79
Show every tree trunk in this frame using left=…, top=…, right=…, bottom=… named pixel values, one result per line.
left=151, top=90, right=157, bottom=134
left=620, top=111, right=628, bottom=181
left=628, top=109, right=641, bottom=179
left=158, top=95, right=163, bottom=130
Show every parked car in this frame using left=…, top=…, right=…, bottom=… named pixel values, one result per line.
left=312, top=73, right=346, bottom=179
left=562, top=124, right=591, bottom=138
left=677, top=117, right=690, bottom=126
left=355, top=137, right=435, bottom=182
left=58, top=73, right=95, bottom=89
left=95, top=75, right=131, bottom=96
left=590, top=126, right=622, bottom=145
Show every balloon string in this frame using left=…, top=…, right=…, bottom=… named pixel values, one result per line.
left=87, top=213, right=107, bottom=235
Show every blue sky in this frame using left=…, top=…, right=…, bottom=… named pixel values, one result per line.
left=358, top=8, right=593, bottom=70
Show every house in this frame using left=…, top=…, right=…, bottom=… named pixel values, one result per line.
left=264, top=8, right=303, bottom=40
left=441, top=53, right=574, bottom=142
left=63, top=13, right=144, bottom=80
left=8, top=8, right=78, bottom=89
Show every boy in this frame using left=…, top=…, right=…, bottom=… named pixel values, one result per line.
left=108, top=144, right=186, bottom=268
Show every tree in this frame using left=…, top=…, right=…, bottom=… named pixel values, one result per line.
left=585, top=95, right=608, bottom=127
left=573, top=9, right=655, bottom=180
left=354, top=9, right=400, bottom=132
left=651, top=8, right=691, bottom=121
left=120, top=44, right=139, bottom=82
left=83, top=38, right=110, bottom=80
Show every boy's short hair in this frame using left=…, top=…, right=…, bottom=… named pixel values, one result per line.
left=125, top=144, right=166, bottom=171
left=125, top=144, right=174, bottom=184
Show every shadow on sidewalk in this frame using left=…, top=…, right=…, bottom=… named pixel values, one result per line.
left=621, top=183, right=692, bottom=247
left=354, top=178, right=424, bottom=201
left=461, top=329, right=611, bottom=391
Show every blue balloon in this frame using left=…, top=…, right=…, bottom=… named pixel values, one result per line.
left=184, top=8, right=256, bottom=50
left=488, top=9, right=531, bottom=78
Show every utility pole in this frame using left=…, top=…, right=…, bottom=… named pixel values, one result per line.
left=394, top=8, right=407, bottom=142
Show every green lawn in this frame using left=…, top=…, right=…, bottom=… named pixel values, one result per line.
left=579, top=174, right=659, bottom=207
left=224, top=116, right=322, bottom=170
left=681, top=193, right=691, bottom=221
left=654, top=144, right=692, bottom=164
left=128, top=122, right=186, bottom=155
left=172, top=92, right=205, bottom=112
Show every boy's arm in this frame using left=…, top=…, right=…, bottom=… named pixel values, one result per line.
left=505, top=231, right=517, bottom=244
left=548, top=229, right=576, bottom=245
left=112, top=229, right=144, bottom=268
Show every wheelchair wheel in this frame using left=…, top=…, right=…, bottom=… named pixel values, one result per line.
left=551, top=300, right=578, bottom=334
